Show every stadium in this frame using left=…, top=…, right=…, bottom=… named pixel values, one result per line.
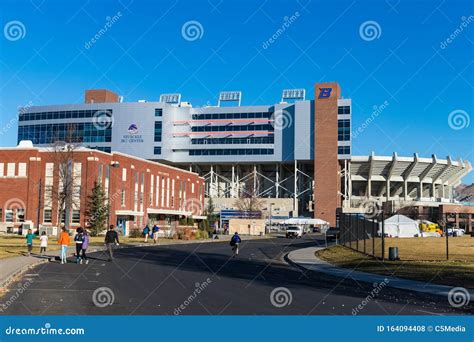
left=12, top=82, right=473, bottom=231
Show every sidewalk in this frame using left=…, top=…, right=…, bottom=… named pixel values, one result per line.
left=0, top=234, right=270, bottom=290
left=287, top=246, right=474, bottom=299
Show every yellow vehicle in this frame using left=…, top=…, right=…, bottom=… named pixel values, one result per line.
left=419, top=222, right=443, bottom=236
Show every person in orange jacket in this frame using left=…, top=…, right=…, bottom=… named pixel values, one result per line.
left=58, top=226, right=70, bottom=264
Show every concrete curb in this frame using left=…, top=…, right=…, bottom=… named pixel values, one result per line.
left=287, top=246, right=474, bottom=299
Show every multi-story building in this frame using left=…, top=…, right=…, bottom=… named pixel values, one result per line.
left=0, top=141, right=205, bottom=235
left=15, top=82, right=473, bottom=228
left=17, top=83, right=351, bottom=225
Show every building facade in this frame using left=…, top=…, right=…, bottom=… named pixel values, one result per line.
left=15, top=82, right=473, bottom=227
left=0, top=142, right=204, bottom=235
left=17, top=83, right=352, bottom=225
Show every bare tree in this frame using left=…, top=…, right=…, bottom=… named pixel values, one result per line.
left=48, top=125, right=83, bottom=233
left=233, top=172, right=263, bottom=215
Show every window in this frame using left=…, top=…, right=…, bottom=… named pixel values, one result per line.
left=72, top=210, right=80, bottom=224
left=16, top=209, right=25, bottom=222
left=154, top=122, right=162, bottom=142
left=338, top=119, right=351, bottom=141
left=338, top=146, right=351, bottom=154
left=121, top=190, right=126, bottom=207
left=154, top=146, right=162, bottom=155
left=0, top=208, right=2, bottom=221
left=44, top=209, right=52, bottom=223
left=338, top=106, right=351, bottom=114
left=98, top=164, right=103, bottom=184
left=122, top=168, right=127, bottom=181
left=7, top=163, right=15, bottom=177
left=5, top=209, right=13, bottom=222
left=18, top=163, right=27, bottom=177
left=0, top=163, right=3, bottom=177
left=155, top=108, right=163, bottom=117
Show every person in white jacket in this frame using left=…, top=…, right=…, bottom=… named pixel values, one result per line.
left=39, top=231, right=48, bottom=255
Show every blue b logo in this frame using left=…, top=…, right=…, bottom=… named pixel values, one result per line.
left=319, top=88, right=332, bottom=99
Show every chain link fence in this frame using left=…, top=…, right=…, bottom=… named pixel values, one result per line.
left=339, top=212, right=472, bottom=261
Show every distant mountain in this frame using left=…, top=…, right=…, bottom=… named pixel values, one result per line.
left=455, top=183, right=474, bottom=202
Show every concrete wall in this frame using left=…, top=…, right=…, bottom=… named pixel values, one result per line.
left=229, top=219, right=265, bottom=235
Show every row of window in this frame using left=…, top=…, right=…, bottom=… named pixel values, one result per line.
left=338, top=106, right=351, bottom=114
left=338, top=146, right=351, bottom=154
left=338, top=119, right=351, bottom=141
left=19, top=110, right=113, bottom=122
left=154, top=122, right=162, bottom=142
left=18, top=123, right=112, bottom=144
left=0, top=162, right=27, bottom=177
left=189, top=149, right=274, bottom=156
left=0, top=208, right=24, bottom=222
left=191, top=124, right=274, bottom=132
left=191, top=136, right=274, bottom=145
left=191, top=112, right=272, bottom=120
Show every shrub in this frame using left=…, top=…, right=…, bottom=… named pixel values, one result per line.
left=129, top=229, right=142, bottom=238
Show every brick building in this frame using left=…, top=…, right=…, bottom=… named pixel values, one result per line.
left=0, top=141, right=205, bottom=235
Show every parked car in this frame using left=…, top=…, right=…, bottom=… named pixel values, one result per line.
left=286, top=226, right=303, bottom=238
left=325, top=227, right=340, bottom=240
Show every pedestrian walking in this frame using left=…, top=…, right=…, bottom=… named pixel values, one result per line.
left=152, top=224, right=159, bottom=244
left=58, top=227, right=70, bottom=264
left=143, top=224, right=150, bottom=243
left=25, top=229, right=35, bottom=256
left=74, top=227, right=84, bottom=264
left=105, top=225, right=120, bottom=261
left=39, top=231, right=48, bottom=256
left=82, top=229, right=90, bottom=264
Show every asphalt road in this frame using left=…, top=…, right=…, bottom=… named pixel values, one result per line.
left=0, top=234, right=470, bottom=315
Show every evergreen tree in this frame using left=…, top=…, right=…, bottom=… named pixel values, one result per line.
left=86, top=181, right=109, bottom=236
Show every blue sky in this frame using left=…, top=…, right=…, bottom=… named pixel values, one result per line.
left=1, top=0, right=473, bottom=182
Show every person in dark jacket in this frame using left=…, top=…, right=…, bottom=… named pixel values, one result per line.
left=152, top=224, right=159, bottom=244
left=230, top=232, right=242, bottom=256
left=105, top=225, right=120, bottom=261
left=74, top=227, right=84, bottom=264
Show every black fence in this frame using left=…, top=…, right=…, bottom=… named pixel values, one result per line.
left=339, top=212, right=471, bottom=261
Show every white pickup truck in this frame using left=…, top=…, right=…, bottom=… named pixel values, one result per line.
left=285, top=226, right=303, bottom=238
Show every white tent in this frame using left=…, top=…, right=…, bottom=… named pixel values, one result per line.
left=281, top=218, right=329, bottom=225
left=380, top=214, right=420, bottom=238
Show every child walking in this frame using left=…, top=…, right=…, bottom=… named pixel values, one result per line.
left=39, top=231, right=48, bottom=255
left=81, top=229, right=90, bottom=265
left=58, top=227, right=70, bottom=264
left=74, top=227, right=84, bottom=264
left=25, top=229, right=35, bottom=256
